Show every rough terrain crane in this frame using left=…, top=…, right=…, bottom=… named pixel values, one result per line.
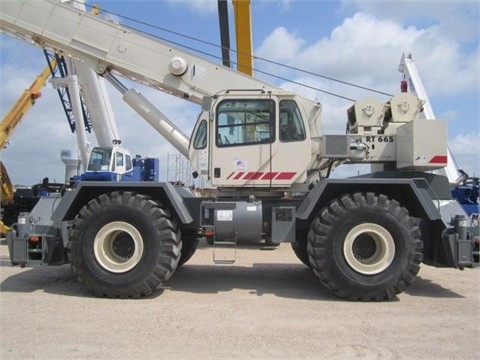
left=1, top=0, right=478, bottom=301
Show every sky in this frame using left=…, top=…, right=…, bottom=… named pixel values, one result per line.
left=0, top=0, right=479, bottom=186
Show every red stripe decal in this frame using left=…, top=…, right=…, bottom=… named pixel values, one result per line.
left=261, top=172, right=278, bottom=180
left=276, top=172, right=296, bottom=180
left=243, top=172, right=264, bottom=180
left=228, top=171, right=297, bottom=181
left=429, top=156, right=448, bottom=164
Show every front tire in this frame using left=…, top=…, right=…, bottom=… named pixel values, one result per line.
left=69, top=192, right=181, bottom=298
left=308, top=192, right=423, bottom=301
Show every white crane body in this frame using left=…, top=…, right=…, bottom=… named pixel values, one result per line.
left=1, top=0, right=477, bottom=301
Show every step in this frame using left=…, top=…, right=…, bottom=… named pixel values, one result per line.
left=213, top=239, right=236, bottom=264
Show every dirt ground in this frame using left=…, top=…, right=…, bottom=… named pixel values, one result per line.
left=1, top=238, right=478, bottom=360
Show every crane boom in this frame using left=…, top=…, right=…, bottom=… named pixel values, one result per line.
left=0, top=0, right=284, bottom=105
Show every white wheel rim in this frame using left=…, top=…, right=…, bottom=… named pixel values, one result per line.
left=343, top=223, right=395, bottom=275
left=94, top=221, right=144, bottom=273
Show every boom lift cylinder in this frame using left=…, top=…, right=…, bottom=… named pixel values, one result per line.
left=105, top=73, right=190, bottom=158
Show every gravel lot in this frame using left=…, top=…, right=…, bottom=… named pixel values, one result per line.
left=1, top=238, right=479, bottom=359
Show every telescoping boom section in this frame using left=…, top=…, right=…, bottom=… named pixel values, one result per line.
left=1, top=0, right=478, bottom=301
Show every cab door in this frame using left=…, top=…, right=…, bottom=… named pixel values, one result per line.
left=210, top=98, right=275, bottom=187
left=210, top=97, right=311, bottom=188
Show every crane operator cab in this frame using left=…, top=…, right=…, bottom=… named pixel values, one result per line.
left=189, top=92, right=321, bottom=189
left=82, top=145, right=134, bottom=181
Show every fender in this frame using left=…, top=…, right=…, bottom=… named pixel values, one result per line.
left=52, top=181, right=194, bottom=225
left=297, top=171, right=451, bottom=222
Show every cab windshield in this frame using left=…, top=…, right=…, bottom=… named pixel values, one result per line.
left=216, top=99, right=275, bottom=147
left=87, top=147, right=112, bottom=171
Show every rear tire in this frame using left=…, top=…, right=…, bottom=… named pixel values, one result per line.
left=177, top=229, right=200, bottom=267
left=69, top=192, right=181, bottom=298
left=291, top=230, right=311, bottom=267
left=308, top=192, right=423, bottom=301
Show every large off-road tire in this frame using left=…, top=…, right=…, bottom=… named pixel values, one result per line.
left=308, top=192, right=423, bottom=301
left=291, top=230, right=311, bottom=267
left=69, top=192, right=181, bottom=298
left=177, top=230, right=200, bottom=267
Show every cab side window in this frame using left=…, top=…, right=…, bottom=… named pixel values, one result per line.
left=116, top=152, right=124, bottom=167
left=279, top=100, right=306, bottom=142
left=126, top=155, right=132, bottom=171
left=193, top=120, right=208, bottom=149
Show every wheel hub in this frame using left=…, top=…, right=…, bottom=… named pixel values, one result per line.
left=94, top=221, right=144, bottom=273
left=343, top=223, right=395, bottom=275
left=112, top=233, right=135, bottom=259
left=352, top=233, right=377, bottom=260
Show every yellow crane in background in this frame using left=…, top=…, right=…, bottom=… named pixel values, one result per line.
left=0, top=60, right=56, bottom=233
left=0, top=61, right=55, bottom=149
left=232, top=0, right=253, bottom=76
